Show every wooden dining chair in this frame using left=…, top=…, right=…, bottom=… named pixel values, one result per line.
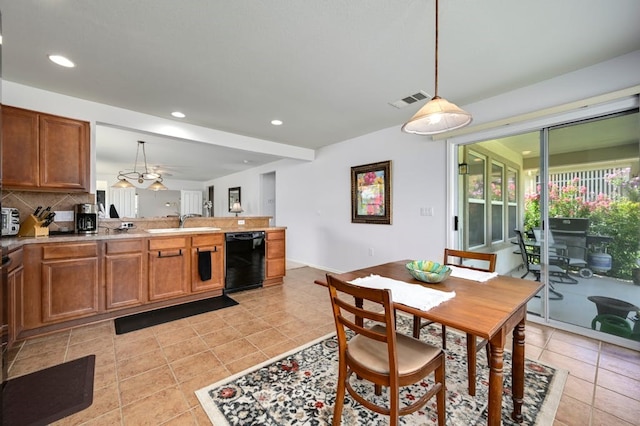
left=412, top=248, right=497, bottom=396
left=326, top=274, right=446, bottom=426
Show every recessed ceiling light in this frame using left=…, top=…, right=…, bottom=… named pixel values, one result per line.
left=522, top=150, right=532, bottom=155
left=271, top=119, right=283, bottom=126
left=171, top=111, right=186, bottom=118
left=48, top=54, right=75, bottom=68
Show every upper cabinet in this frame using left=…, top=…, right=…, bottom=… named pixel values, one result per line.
left=2, top=105, right=90, bottom=192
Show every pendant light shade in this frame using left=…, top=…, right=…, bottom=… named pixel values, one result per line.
left=147, top=179, right=168, bottom=191
left=112, top=177, right=135, bottom=188
left=401, top=96, right=472, bottom=135
left=401, top=0, right=472, bottom=135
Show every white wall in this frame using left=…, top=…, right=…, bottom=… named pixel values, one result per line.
left=209, top=50, right=640, bottom=274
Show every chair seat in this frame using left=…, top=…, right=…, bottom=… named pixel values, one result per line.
left=349, top=325, right=441, bottom=376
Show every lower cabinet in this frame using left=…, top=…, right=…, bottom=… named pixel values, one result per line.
left=148, top=237, right=189, bottom=301
left=105, top=239, right=146, bottom=310
left=7, top=248, right=24, bottom=347
left=265, top=229, right=286, bottom=285
left=191, top=234, right=224, bottom=293
left=40, top=242, right=100, bottom=324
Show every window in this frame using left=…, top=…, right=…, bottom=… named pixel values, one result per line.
left=464, top=148, right=519, bottom=250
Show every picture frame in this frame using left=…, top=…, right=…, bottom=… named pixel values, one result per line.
left=228, top=187, right=241, bottom=211
left=351, top=160, right=392, bottom=224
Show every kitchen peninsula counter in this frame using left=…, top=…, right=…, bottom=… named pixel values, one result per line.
left=4, top=217, right=286, bottom=342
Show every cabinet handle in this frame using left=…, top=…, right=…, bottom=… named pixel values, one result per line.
left=158, top=249, right=182, bottom=258
left=196, top=247, right=217, bottom=253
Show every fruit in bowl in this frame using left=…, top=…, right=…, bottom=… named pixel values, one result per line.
left=405, top=260, right=452, bottom=283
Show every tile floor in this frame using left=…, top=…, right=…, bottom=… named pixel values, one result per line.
left=6, top=266, right=640, bottom=425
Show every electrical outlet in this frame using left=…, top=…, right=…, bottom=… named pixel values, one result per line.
left=238, top=219, right=245, bottom=225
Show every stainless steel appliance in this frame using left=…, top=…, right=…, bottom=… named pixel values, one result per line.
left=75, top=204, right=98, bottom=234
left=224, top=231, right=265, bottom=293
left=1, top=208, right=19, bottom=237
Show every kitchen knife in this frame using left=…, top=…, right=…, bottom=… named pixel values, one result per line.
left=33, top=206, right=42, bottom=217
left=39, top=206, right=51, bottom=220
left=41, top=212, right=56, bottom=227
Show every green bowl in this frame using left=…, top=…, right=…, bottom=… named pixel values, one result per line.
left=405, top=260, right=452, bottom=283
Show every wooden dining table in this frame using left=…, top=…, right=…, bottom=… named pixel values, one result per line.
left=315, top=259, right=543, bottom=426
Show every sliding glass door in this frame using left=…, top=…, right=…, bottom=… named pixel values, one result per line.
left=455, top=106, right=639, bottom=346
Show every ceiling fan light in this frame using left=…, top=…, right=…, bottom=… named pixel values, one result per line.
left=112, top=177, right=135, bottom=188
left=147, top=180, right=168, bottom=191
left=401, top=96, right=472, bottom=135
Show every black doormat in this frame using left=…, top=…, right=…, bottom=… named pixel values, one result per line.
left=114, top=295, right=238, bottom=335
left=3, top=355, right=95, bottom=426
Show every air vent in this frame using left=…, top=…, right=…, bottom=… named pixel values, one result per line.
left=389, top=90, right=431, bottom=109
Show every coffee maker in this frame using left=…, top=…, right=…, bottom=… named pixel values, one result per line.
left=75, top=204, right=98, bottom=234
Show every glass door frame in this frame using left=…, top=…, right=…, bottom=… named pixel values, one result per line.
left=446, top=95, right=639, bottom=333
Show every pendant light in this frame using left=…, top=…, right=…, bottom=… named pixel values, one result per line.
left=401, top=0, right=472, bottom=135
left=111, top=140, right=168, bottom=190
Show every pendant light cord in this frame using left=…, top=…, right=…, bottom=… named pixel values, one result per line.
left=434, top=0, right=439, bottom=98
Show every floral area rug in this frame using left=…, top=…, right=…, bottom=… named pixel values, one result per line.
left=196, top=315, right=567, bottom=425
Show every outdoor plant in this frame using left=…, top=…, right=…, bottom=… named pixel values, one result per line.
left=524, top=170, right=640, bottom=280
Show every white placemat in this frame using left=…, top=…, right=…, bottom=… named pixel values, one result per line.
left=348, top=274, right=455, bottom=311
left=448, top=265, right=498, bottom=282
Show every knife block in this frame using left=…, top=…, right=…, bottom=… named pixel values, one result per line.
left=18, top=214, right=50, bottom=237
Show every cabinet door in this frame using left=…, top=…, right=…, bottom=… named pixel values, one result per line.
left=39, top=114, right=90, bottom=190
left=8, top=264, right=24, bottom=347
left=148, top=248, right=189, bottom=301
left=105, top=240, right=146, bottom=310
left=191, top=246, right=224, bottom=293
left=265, top=230, right=286, bottom=282
left=41, top=258, right=100, bottom=323
left=1, top=106, right=39, bottom=188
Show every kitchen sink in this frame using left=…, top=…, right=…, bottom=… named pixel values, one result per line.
left=146, top=227, right=221, bottom=234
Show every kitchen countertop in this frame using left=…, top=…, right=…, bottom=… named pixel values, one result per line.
left=1, top=226, right=286, bottom=251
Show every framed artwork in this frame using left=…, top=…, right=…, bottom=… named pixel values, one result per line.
left=351, top=160, right=392, bottom=224
left=228, top=187, right=241, bottom=211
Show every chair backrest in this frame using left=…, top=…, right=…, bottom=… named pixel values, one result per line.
left=514, top=230, right=532, bottom=268
left=443, top=248, right=497, bottom=272
left=326, top=274, right=399, bottom=377
left=533, top=227, right=556, bottom=244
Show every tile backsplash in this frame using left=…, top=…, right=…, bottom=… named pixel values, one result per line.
left=1, top=190, right=95, bottom=231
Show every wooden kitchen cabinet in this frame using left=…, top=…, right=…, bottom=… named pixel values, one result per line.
left=148, top=237, right=189, bottom=301
left=265, top=229, right=286, bottom=286
left=191, top=234, right=224, bottom=293
left=105, top=239, right=146, bottom=310
left=1, top=105, right=90, bottom=191
left=7, top=247, right=24, bottom=347
left=40, top=242, right=101, bottom=324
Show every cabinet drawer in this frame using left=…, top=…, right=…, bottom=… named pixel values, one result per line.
left=267, top=239, right=285, bottom=259
left=42, top=242, right=98, bottom=260
left=106, top=239, right=144, bottom=254
left=266, top=230, right=285, bottom=241
left=192, top=234, right=224, bottom=247
left=148, top=237, right=188, bottom=251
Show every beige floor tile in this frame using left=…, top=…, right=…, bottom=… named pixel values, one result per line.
left=170, top=350, right=223, bottom=383
left=550, top=328, right=601, bottom=351
left=225, top=351, right=269, bottom=374
left=554, top=394, right=592, bottom=425
left=210, top=338, right=260, bottom=364
left=596, top=367, right=640, bottom=400
left=200, top=326, right=242, bottom=348
left=539, top=350, right=597, bottom=382
left=117, top=348, right=168, bottom=380
left=593, top=385, right=640, bottom=424
left=245, top=327, right=290, bottom=350
left=119, top=365, right=177, bottom=406
left=600, top=341, right=640, bottom=366
left=156, top=326, right=199, bottom=347
left=545, top=337, right=599, bottom=365
left=160, top=410, right=198, bottom=425
left=162, top=335, right=209, bottom=363
left=562, top=374, right=594, bottom=405
left=599, top=352, right=640, bottom=382
left=179, top=365, right=231, bottom=408
left=591, top=408, right=636, bottom=426
left=54, top=382, right=120, bottom=425
left=122, top=386, right=190, bottom=425
left=115, top=335, right=161, bottom=361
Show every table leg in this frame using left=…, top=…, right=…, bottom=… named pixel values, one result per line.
left=511, top=319, right=525, bottom=423
left=488, top=332, right=506, bottom=426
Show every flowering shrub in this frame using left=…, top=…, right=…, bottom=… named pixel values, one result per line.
left=524, top=171, right=640, bottom=279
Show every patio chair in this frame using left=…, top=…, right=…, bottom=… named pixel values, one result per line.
left=514, top=229, right=565, bottom=300
left=533, top=228, right=590, bottom=281
left=326, top=274, right=446, bottom=426
left=412, top=248, right=496, bottom=396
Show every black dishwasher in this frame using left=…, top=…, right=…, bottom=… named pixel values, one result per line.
left=225, top=232, right=265, bottom=293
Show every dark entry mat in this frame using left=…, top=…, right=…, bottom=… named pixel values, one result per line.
left=114, top=295, right=238, bottom=334
left=3, top=355, right=95, bottom=426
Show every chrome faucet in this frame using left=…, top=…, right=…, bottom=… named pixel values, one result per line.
left=179, top=213, right=201, bottom=228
